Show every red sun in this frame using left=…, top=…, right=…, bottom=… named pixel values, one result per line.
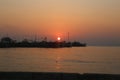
left=57, top=37, right=61, bottom=41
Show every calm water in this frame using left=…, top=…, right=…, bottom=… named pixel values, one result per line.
left=0, top=47, right=120, bottom=74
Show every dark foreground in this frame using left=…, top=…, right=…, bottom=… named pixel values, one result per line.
left=0, top=72, right=120, bottom=80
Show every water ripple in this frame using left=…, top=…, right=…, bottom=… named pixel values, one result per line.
left=63, top=60, right=115, bottom=64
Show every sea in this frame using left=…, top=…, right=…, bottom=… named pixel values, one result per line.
left=0, top=46, right=120, bottom=74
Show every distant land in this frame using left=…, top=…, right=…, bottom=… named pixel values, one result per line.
left=0, top=37, right=86, bottom=48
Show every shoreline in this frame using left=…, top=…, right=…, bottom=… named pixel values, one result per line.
left=0, top=72, right=119, bottom=80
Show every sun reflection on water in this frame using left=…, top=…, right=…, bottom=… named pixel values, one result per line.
left=55, top=56, right=62, bottom=72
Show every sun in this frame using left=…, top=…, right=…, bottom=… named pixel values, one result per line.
left=57, top=37, right=61, bottom=41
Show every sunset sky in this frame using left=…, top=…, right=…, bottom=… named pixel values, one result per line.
left=0, top=0, right=120, bottom=46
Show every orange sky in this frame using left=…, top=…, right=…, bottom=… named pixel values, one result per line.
left=0, top=0, right=120, bottom=46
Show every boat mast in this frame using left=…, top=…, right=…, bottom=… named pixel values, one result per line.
left=68, top=32, right=69, bottom=42
left=34, top=34, right=37, bottom=42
